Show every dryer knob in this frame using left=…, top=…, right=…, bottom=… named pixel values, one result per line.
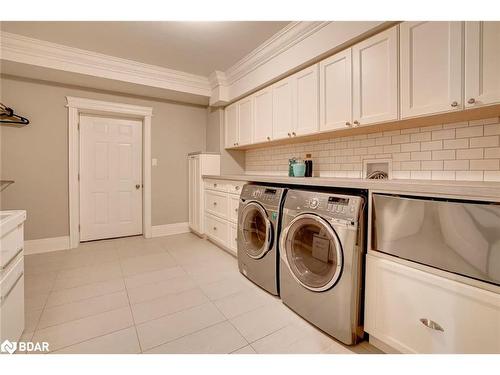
left=309, top=198, right=319, bottom=209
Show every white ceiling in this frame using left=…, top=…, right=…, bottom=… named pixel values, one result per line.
left=1, top=21, right=290, bottom=76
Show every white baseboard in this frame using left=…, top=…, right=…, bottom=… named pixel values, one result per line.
left=24, top=236, right=70, bottom=255
left=151, top=222, right=190, bottom=238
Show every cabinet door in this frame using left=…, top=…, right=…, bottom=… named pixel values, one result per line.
left=272, top=77, right=294, bottom=140
left=253, top=87, right=273, bottom=143
left=237, top=97, right=253, bottom=146
left=224, top=103, right=238, bottom=148
left=400, top=22, right=463, bottom=118
left=353, top=26, right=398, bottom=126
left=294, top=64, right=319, bottom=136
left=319, top=49, right=352, bottom=131
left=465, top=21, right=500, bottom=108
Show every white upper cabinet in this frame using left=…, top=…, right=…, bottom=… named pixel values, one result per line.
left=253, top=87, right=273, bottom=143
left=353, top=26, right=399, bottom=126
left=237, top=97, right=253, bottom=146
left=465, top=21, right=500, bottom=108
left=400, top=22, right=463, bottom=118
left=294, top=64, right=319, bottom=136
left=272, top=77, right=295, bottom=140
left=320, top=49, right=353, bottom=131
left=224, top=103, right=238, bottom=148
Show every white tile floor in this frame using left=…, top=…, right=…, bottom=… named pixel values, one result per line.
left=22, top=233, right=382, bottom=354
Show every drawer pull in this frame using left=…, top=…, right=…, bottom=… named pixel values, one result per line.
left=0, top=271, right=24, bottom=304
left=1, top=247, right=23, bottom=271
left=213, top=226, right=217, bottom=231
left=235, top=186, right=240, bottom=190
left=213, top=202, right=217, bottom=206
left=213, top=183, right=217, bottom=188
left=419, top=318, right=444, bottom=332
left=234, top=208, right=238, bottom=212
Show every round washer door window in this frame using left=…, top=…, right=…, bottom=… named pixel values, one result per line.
left=282, top=214, right=343, bottom=291
left=239, top=202, right=272, bottom=259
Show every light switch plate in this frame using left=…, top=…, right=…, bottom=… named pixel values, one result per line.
left=152, top=158, right=158, bottom=166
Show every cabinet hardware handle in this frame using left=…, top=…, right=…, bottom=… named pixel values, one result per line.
left=287, top=133, right=291, bottom=137
left=214, top=183, right=217, bottom=187
left=135, top=184, right=141, bottom=189
left=233, top=143, right=236, bottom=146
left=292, top=132, right=296, bottom=136
left=213, top=202, right=217, bottom=206
left=235, top=208, right=238, bottom=212
left=451, top=101, right=459, bottom=107
left=467, top=98, right=476, bottom=104
left=353, top=120, right=360, bottom=127
left=419, top=318, right=444, bottom=332
left=213, top=226, right=217, bottom=230
left=345, top=122, right=352, bottom=127
left=235, top=186, right=240, bottom=190
left=267, top=136, right=271, bottom=141
left=1, top=247, right=23, bottom=271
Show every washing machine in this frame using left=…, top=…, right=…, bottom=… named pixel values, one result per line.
left=279, top=189, right=366, bottom=345
left=237, top=184, right=286, bottom=295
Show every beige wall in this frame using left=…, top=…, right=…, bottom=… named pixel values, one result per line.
left=0, top=76, right=207, bottom=240
left=205, top=107, right=245, bottom=174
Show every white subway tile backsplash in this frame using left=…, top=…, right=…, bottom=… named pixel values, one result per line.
left=245, top=117, right=500, bottom=182
left=432, top=129, right=455, bottom=140
left=420, top=140, right=442, bottom=151
left=470, top=136, right=499, bottom=148
left=470, top=159, right=499, bottom=171
left=456, top=148, right=484, bottom=160
left=431, top=171, right=455, bottom=180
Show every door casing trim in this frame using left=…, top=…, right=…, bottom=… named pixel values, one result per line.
left=66, top=96, right=153, bottom=248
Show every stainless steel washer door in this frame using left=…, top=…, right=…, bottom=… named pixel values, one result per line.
left=281, top=213, right=343, bottom=292
left=239, top=202, right=272, bottom=259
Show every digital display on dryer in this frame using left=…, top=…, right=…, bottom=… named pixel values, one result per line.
left=264, top=188, right=277, bottom=195
left=328, top=197, right=349, bottom=205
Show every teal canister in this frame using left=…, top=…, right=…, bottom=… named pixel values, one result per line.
left=292, top=161, right=306, bottom=177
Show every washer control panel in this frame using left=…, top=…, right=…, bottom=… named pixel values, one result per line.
left=242, top=185, right=284, bottom=206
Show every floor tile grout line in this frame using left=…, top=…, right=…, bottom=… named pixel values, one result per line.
left=140, top=319, right=229, bottom=354
left=117, top=255, right=145, bottom=354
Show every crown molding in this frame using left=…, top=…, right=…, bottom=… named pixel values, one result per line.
left=224, top=21, right=330, bottom=86
left=66, top=96, right=153, bottom=117
left=0, top=32, right=211, bottom=97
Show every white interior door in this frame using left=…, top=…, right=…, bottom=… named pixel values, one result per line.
left=80, top=115, right=143, bottom=241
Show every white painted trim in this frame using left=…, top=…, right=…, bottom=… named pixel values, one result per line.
left=66, top=96, right=153, bottom=248
left=24, top=236, right=70, bottom=255
left=224, top=22, right=329, bottom=86
left=1, top=32, right=211, bottom=97
left=151, top=222, right=190, bottom=238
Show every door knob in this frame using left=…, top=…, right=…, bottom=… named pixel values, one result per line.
left=467, top=98, right=476, bottom=104
left=451, top=101, right=459, bottom=107
left=135, top=184, right=141, bottom=189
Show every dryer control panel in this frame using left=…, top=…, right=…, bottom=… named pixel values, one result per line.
left=289, top=191, right=364, bottom=223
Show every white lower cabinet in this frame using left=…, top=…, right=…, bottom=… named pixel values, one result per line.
left=204, top=179, right=245, bottom=256
left=365, top=253, right=500, bottom=353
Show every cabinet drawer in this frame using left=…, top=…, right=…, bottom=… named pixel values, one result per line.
left=0, top=256, right=25, bottom=342
left=205, top=191, right=229, bottom=219
left=227, top=182, right=245, bottom=195
left=1, top=224, right=24, bottom=270
left=204, top=179, right=227, bottom=192
left=365, top=254, right=500, bottom=353
left=230, top=224, right=238, bottom=256
left=205, top=214, right=229, bottom=246
left=229, top=196, right=240, bottom=223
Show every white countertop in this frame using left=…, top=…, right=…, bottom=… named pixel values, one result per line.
left=203, top=174, right=500, bottom=200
